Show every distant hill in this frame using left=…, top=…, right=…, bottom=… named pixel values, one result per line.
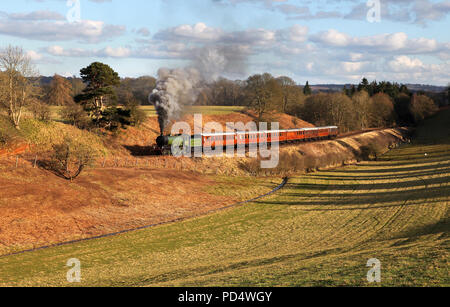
left=311, top=84, right=447, bottom=93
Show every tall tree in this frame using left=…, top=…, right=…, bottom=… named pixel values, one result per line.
left=0, top=45, right=38, bottom=129
left=276, top=76, right=297, bottom=113
left=409, top=94, right=438, bottom=123
left=75, top=62, right=120, bottom=120
left=245, top=73, right=279, bottom=120
left=69, top=77, right=86, bottom=97
left=369, top=93, right=396, bottom=127
left=357, top=78, right=369, bottom=92
left=303, top=81, right=312, bottom=95
left=352, top=90, right=371, bottom=129
left=47, top=74, right=73, bottom=106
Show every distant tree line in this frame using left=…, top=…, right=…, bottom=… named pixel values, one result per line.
left=194, top=74, right=443, bottom=132
left=0, top=45, right=446, bottom=135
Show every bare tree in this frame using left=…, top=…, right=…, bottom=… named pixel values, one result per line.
left=352, top=90, right=371, bottom=130
left=369, top=93, right=396, bottom=127
left=0, top=45, right=38, bottom=129
left=276, top=76, right=297, bottom=113
left=245, top=73, right=280, bottom=120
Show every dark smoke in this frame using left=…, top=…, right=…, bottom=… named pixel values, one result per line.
left=149, top=46, right=248, bottom=135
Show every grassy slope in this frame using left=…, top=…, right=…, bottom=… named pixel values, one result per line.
left=0, top=110, right=448, bottom=287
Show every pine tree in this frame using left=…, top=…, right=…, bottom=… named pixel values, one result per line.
left=75, top=62, right=120, bottom=121
left=303, top=81, right=312, bottom=96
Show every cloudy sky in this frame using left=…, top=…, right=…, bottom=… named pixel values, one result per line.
left=1, top=0, right=449, bottom=85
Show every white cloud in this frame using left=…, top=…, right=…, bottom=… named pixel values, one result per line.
left=341, top=61, right=365, bottom=73
left=155, top=22, right=223, bottom=42
left=0, top=11, right=125, bottom=43
left=387, top=55, right=425, bottom=72
left=26, top=50, right=43, bottom=61
left=45, top=45, right=131, bottom=58
left=311, top=29, right=443, bottom=55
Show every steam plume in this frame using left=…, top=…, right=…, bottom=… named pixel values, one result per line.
left=150, top=45, right=247, bottom=135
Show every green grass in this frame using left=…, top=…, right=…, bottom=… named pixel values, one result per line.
left=140, top=105, right=246, bottom=117
left=0, top=110, right=448, bottom=287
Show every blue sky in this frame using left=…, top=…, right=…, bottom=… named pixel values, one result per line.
left=1, top=0, right=449, bottom=85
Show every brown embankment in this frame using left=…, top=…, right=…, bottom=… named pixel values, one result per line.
left=161, top=128, right=410, bottom=177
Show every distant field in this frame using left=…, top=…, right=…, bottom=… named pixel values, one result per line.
left=140, top=105, right=245, bottom=117
left=46, top=105, right=245, bottom=121
left=0, top=110, right=448, bottom=286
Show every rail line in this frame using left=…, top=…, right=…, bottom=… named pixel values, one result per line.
left=0, top=178, right=289, bottom=259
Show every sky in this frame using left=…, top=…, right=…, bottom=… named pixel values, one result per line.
left=0, top=0, right=449, bottom=85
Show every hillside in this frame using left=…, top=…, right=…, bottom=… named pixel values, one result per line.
left=0, top=109, right=447, bottom=286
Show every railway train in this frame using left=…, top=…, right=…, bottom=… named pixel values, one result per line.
left=156, top=126, right=339, bottom=155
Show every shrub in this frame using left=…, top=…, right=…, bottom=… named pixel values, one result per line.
left=60, top=102, right=91, bottom=129
left=50, top=135, right=99, bottom=181
left=29, top=99, right=51, bottom=121
left=129, top=105, right=148, bottom=127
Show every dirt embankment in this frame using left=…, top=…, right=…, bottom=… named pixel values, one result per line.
left=240, top=128, right=412, bottom=176
left=158, top=128, right=411, bottom=177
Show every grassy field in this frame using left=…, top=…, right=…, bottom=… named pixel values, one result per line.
left=0, top=110, right=448, bottom=287
left=140, top=105, right=246, bottom=117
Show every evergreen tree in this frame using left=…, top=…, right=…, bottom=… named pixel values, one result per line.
left=303, top=81, right=312, bottom=95
left=75, top=62, right=120, bottom=120
left=75, top=62, right=131, bottom=131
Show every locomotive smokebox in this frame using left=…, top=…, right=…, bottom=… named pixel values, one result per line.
left=156, top=135, right=169, bottom=148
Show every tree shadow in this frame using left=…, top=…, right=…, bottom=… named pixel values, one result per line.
left=30, top=159, right=74, bottom=180
left=322, top=160, right=450, bottom=174
left=310, top=166, right=450, bottom=181
left=123, top=145, right=161, bottom=157
left=391, top=218, right=449, bottom=246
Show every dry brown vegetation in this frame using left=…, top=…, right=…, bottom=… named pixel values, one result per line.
left=239, top=128, right=410, bottom=176
left=0, top=161, right=280, bottom=254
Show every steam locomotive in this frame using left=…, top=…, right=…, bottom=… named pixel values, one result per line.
left=156, top=126, right=339, bottom=155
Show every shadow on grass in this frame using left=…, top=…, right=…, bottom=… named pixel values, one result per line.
left=255, top=185, right=448, bottom=210
left=309, top=167, right=450, bottom=182
left=322, top=160, right=450, bottom=174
